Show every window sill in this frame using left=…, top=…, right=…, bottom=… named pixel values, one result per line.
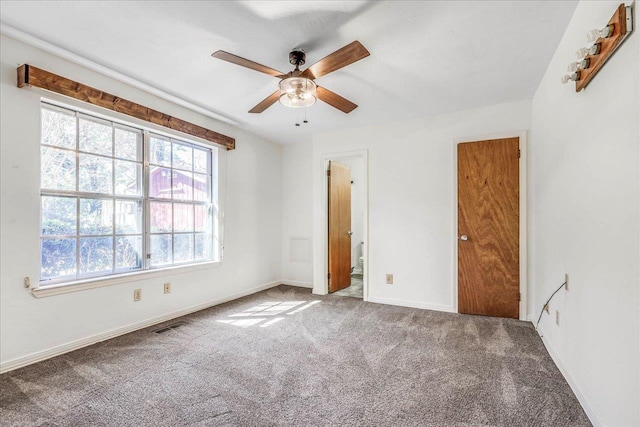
left=31, top=261, right=221, bottom=298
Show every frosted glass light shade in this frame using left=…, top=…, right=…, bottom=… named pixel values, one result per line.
left=587, top=25, right=613, bottom=42
left=279, top=77, right=317, bottom=108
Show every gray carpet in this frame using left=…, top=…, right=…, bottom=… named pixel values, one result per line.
left=0, top=285, right=590, bottom=426
left=332, top=276, right=363, bottom=298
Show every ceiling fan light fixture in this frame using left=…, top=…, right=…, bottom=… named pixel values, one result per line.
left=279, top=77, right=317, bottom=108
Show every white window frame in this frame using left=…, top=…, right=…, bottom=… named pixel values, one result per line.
left=144, top=131, right=218, bottom=269
left=37, top=101, right=223, bottom=292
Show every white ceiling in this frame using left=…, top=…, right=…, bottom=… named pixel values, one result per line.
left=0, top=1, right=578, bottom=144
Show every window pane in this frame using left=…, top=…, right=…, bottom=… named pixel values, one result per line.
left=172, top=143, right=192, bottom=171
left=193, top=148, right=208, bottom=173
left=79, top=198, right=113, bottom=235
left=172, top=171, right=193, bottom=201
left=150, top=136, right=171, bottom=166
left=79, top=117, right=112, bottom=156
left=41, top=238, right=76, bottom=279
left=41, top=147, right=76, bottom=191
left=149, top=166, right=172, bottom=199
left=195, top=233, right=212, bottom=260
left=116, top=200, right=142, bottom=234
left=80, top=237, right=113, bottom=274
left=79, top=154, right=113, bottom=194
left=174, top=204, right=194, bottom=232
left=174, top=234, right=194, bottom=263
left=194, top=205, right=210, bottom=232
left=42, top=196, right=77, bottom=236
left=115, top=127, right=140, bottom=161
left=193, top=173, right=209, bottom=202
left=150, top=202, right=172, bottom=233
left=116, top=236, right=142, bottom=270
left=115, top=160, right=141, bottom=196
left=150, top=234, right=172, bottom=266
left=42, top=107, right=76, bottom=149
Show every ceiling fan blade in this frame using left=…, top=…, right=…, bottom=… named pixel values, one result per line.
left=316, top=86, right=358, bottom=114
left=249, top=90, right=280, bottom=113
left=212, top=51, right=286, bottom=78
left=302, top=41, right=370, bottom=80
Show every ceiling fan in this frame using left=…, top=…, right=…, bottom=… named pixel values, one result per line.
left=211, top=41, right=370, bottom=114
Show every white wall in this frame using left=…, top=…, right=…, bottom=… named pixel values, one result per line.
left=295, top=100, right=531, bottom=310
left=281, top=140, right=313, bottom=285
left=0, top=35, right=283, bottom=369
left=281, top=147, right=367, bottom=286
left=530, top=2, right=639, bottom=426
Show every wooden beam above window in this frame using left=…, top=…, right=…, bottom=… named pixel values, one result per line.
left=17, top=64, right=235, bottom=150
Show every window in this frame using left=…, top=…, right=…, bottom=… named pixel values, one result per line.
left=40, top=103, right=219, bottom=284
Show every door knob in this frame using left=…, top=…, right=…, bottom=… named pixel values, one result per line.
left=347, top=231, right=353, bottom=236
left=460, top=235, right=469, bottom=241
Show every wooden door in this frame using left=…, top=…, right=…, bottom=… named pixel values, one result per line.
left=458, top=138, right=519, bottom=319
left=328, top=161, right=351, bottom=293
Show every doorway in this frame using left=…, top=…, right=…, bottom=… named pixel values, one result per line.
left=457, top=137, right=520, bottom=319
left=326, top=155, right=367, bottom=299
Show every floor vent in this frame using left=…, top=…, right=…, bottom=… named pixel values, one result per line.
left=152, top=320, right=188, bottom=334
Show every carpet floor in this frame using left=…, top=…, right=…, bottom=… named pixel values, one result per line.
left=0, top=285, right=590, bottom=426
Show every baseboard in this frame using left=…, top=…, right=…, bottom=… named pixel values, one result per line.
left=0, top=280, right=282, bottom=374
left=279, top=280, right=313, bottom=289
left=367, top=296, right=455, bottom=313
left=538, top=327, right=602, bottom=427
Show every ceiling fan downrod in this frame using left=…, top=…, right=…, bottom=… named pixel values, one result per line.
left=289, top=48, right=306, bottom=69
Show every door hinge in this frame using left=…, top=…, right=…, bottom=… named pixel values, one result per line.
left=327, top=169, right=331, bottom=176
left=327, top=273, right=331, bottom=280
left=519, top=292, right=521, bottom=302
left=518, top=149, right=521, bottom=158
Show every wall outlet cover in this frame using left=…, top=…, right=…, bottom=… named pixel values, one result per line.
left=134, top=289, right=141, bottom=302
left=163, top=282, right=171, bottom=294
left=386, top=274, right=393, bottom=284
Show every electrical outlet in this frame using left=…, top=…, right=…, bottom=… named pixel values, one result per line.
left=565, top=273, right=569, bottom=291
left=386, top=274, right=393, bottom=285
left=555, top=310, right=560, bottom=326
left=133, top=289, right=141, bottom=302
left=163, top=282, right=171, bottom=294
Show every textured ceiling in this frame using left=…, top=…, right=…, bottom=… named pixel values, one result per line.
left=0, top=1, right=578, bottom=144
